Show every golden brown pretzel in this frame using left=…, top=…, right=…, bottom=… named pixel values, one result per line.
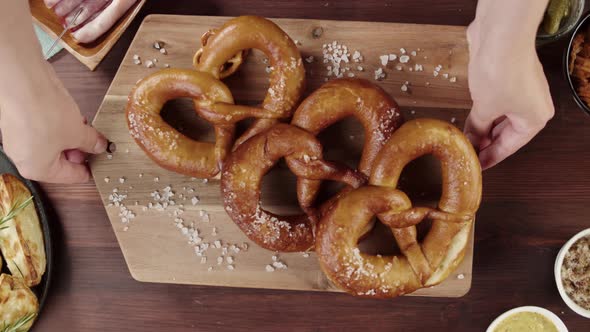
left=221, top=124, right=366, bottom=252
left=193, top=30, right=248, bottom=80
left=316, top=119, right=482, bottom=298
left=194, top=16, right=305, bottom=146
left=291, top=78, right=402, bottom=213
left=126, top=68, right=235, bottom=178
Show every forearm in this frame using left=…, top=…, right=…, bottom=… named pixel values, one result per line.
left=0, top=1, right=53, bottom=112
left=470, top=0, right=549, bottom=51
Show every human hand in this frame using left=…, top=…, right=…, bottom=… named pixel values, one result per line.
left=0, top=62, right=107, bottom=183
left=464, top=0, right=554, bottom=170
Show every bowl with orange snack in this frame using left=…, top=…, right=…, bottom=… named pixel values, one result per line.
left=566, top=12, right=590, bottom=115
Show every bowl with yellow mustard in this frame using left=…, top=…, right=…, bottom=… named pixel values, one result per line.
left=486, top=306, right=568, bottom=332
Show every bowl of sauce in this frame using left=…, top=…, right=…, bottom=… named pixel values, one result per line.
left=487, top=306, right=568, bottom=332
left=555, top=228, right=590, bottom=318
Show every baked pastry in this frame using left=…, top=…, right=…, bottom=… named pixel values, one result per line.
left=0, top=174, right=46, bottom=287
left=0, top=273, right=39, bottom=331
left=316, top=119, right=482, bottom=298
left=194, top=15, right=306, bottom=147
left=221, top=124, right=366, bottom=252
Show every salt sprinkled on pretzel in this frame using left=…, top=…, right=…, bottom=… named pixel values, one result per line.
left=221, top=124, right=366, bottom=252
left=194, top=16, right=306, bottom=146
left=316, top=119, right=482, bottom=298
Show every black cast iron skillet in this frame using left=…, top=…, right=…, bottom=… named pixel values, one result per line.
left=0, top=147, right=53, bottom=331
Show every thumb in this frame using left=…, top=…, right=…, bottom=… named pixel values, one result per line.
left=478, top=119, right=533, bottom=170
left=45, top=155, right=91, bottom=184
left=463, top=104, right=493, bottom=151
left=76, top=124, right=108, bottom=154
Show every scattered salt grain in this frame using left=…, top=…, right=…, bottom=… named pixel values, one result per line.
left=399, top=55, right=410, bottom=63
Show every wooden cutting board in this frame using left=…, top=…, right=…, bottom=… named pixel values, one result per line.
left=90, top=15, right=475, bottom=297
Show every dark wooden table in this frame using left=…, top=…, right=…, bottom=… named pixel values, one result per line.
left=32, top=1, right=590, bottom=331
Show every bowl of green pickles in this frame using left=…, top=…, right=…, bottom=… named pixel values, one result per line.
left=537, top=0, right=584, bottom=44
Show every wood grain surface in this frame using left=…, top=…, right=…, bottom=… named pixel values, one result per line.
left=25, top=0, right=590, bottom=331
left=89, top=14, right=474, bottom=297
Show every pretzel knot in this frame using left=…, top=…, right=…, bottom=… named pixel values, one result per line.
left=126, top=69, right=235, bottom=178
left=221, top=124, right=367, bottom=252
left=194, top=16, right=306, bottom=146
left=316, top=119, right=482, bottom=298
left=291, top=78, right=402, bottom=213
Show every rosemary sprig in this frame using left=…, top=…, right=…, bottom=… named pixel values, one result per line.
left=12, top=260, right=24, bottom=280
left=0, top=196, right=33, bottom=229
left=0, top=312, right=37, bottom=332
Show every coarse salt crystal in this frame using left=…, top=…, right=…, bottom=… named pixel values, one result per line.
left=104, top=177, right=110, bottom=183
left=191, top=196, right=199, bottom=205
left=217, top=256, right=223, bottom=265
left=119, top=177, right=126, bottom=184
left=399, top=55, right=410, bottom=63
left=227, top=265, right=235, bottom=270
left=265, top=265, right=275, bottom=272
left=457, top=273, right=465, bottom=280
left=107, top=154, right=113, bottom=160
left=388, top=54, right=397, bottom=61
left=226, top=256, right=234, bottom=264
left=400, top=48, right=406, bottom=54
left=379, top=55, right=389, bottom=66
left=401, top=84, right=408, bottom=92
left=449, top=76, right=457, bottom=83
left=410, top=51, right=417, bottom=56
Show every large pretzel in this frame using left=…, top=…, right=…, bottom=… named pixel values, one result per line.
left=291, top=78, right=402, bottom=213
left=316, top=119, right=482, bottom=298
left=194, top=16, right=306, bottom=146
left=126, top=69, right=235, bottom=178
left=221, top=124, right=366, bottom=252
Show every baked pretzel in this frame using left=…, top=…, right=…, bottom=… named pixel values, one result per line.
left=316, top=119, right=482, bottom=298
left=221, top=124, right=366, bottom=252
left=126, top=68, right=236, bottom=178
left=291, top=78, right=402, bottom=212
left=194, top=16, right=306, bottom=146
left=193, top=30, right=248, bottom=80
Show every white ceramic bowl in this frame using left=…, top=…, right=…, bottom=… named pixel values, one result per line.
left=555, top=228, right=590, bottom=318
left=487, top=306, right=568, bottom=332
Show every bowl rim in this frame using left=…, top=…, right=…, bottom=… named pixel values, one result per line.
left=554, top=228, right=590, bottom=318
left=564, top=11, right=590, bottom=116
left=486, top=306, right=568, bottom=332
left=538, top=0, right=585, bottom=41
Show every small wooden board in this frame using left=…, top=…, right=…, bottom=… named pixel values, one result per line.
left=91, top=15, right=475, bottom=297
left=30, top=0, right=146, bottom=70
